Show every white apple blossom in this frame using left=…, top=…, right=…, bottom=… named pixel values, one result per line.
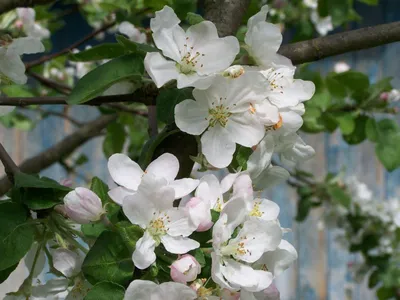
left=387, top=89, right=400, bottom=102
left=310, top=11, right=333, bottom=36
left=63, top=187, right=105, bottom=224
left=211, top=198, right=282, bottom=293
left=145, top=6, right=239, bottom=89
left=124, top=280, right=197, bottom=300
left=273, top=133, right=315, bottom=168
left=16, top=8, right=50, bottom=40
left=303, top=0, right=317, bottom=9
left=150, top=5, right=180, bottom=33
left=334, top=61, right=351, bottom=73
left=123, top=174, right=199, bottom=269
left=0, top=36, right=44, bottom=84
left=52, top=248, right=82, bottom=278
left=175, top=73, right=269, bottom=168
left=107, top=153, right=199, bottom=205
left=170, top=254, right=201, bottom=284
left=118, top=22, right=147, bottom=44
left=244, top=5, right=292, bottom=68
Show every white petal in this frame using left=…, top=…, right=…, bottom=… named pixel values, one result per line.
left=150, top=5, right=180, bottom=33
left=279, top=110, right=303, bottom=135
left=175, top=99, right=209, bottom=135
left=108, top=153, right=143, bottom=190
left=169, top=178, right=199, bottom=199
left=222, top=259, right=273, bottom=292
left=254, top=101, right=280, bottom=126
left=132, top=231, right=156, bottom=269
left=52, top=248, right=81, bottom=277
left=212, top=213, right=233, bottom=246
left=9, top=37, right=44, bottom=55
left=220, top=172, right=240, bottom=194
left=146, top=153, right=179, bottom=183
left=0, top=52, right=27, bottom=84
left=221, top=196, right=247, bottom=231
left=257, top=240, right=298, bottom=277
left=119, top=21, right=139, bottom=39
left=247, top=135, right=274, bottom=180
left=232, top=173, right=253, bottom=200
left=196, top=174, right=223, bottom=209
left=123, top=191, right=155, bottom=228
left=108, top=186, right=135, bottom=206
left=253, top=166, right=290, bottom=190
left=250, top=199, right=280, bottom=222
left=185, top=21, right=219, bottom=48
left=31, top=278, right=69, bottom=298
left=246, top=5, right=269, bottom=35
left=201, top=125, right=236, bottom=168
left=211, top=253, right=234, bottom=290
left=153, top=25, right=186, bottom=62
left=124, top=280, right=159, bottom=299
left=226, top=113, right=264, bottom=147
left=161, top=235, right=200, bottom=254
left=160, top=282, right=198, bottom=299
left=185, top=197, right=213, bottom=231
left=176, top=72, right=215, bottom=89
left=165, top=207, right=195, bottom=236
left=144, top=52, right=179, bottom=88
left=292, top=79, right=315, bottom=102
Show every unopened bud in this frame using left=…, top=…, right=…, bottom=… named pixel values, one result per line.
left=222, top=65, right=245, bottom=79
left=63, top=187, right=105, bottom=224
left=186, top=197, right=213, bottom=232
left=170, top=254, right=201, bottom=284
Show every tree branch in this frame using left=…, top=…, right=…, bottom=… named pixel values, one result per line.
left=278, top=21, right=400, bottom=65
left=0, top=142, right=20, bottom=183
left=0, top=114, right=117, bottom=195
left=0, top=0, right=56, bottom=15
left=25, top=21, right=116, bottom=70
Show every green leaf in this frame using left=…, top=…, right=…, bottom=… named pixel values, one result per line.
left=365, top=118, right=378, bottom=142
left=103, top=122, right=126, bottom=158
left=295, top=196, right=313, bottom=222
left=231, top=146, right=253, bottom=171
left=84, top=281, right=125, bottom=300
left=368, top=269, right=380, bottom=288
left=69, top=44, right=126, bottom=62
left=0, top=264, right=18, bottom=283
left=156, top=88, right=193, bottom=124
left=317, top=0, right=329, bottom=17
left=327, top=0, right=352, bottom=26
left=376, top=119, right=400, bottom=141
left=186, top=12, right=204, bottom=25
left=309, top=90, right=331, bottom=111
left=115, top=221, right=144, bottom=252
left=172, top=0, right=196, bottom=19
left=14, top=173, right=70, bottom=191
left=82, top=231, right=134, bottom=286
left=0, top=202, right=35, bottom=271
left=333, top=71, right=370, bottom=93
left=376, top=286, right=395, bottom=300
left=116, top=35, right=159, bottom=54
left=1, top=85, right=34, bottom=97
left=337, top=114, right=355, bottom=135
left=193, top=248, right=206, bottom=267
left=75, top=154, right=89, bottom=166
left=327, top=185, right=351, bottom=209
left=376, top=134, right=400, bottom=171
left=357, top=0, right=378, bottom=4
left=68, top=54, right=144, bottom=104
left=342, top=115, right=368, bottom=145
left=326, top=75, right=347, bottom=99
left=90, top=177, right=112, bottom=204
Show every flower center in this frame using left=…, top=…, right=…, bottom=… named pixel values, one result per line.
left=208, top=104, right=231, bottom=128
left=177, top=37, right=205, bottom=75
left=221, top=235, right=251, bottom=257
left=148, top=212, right=170, bottom=237
left=249, top=201, right=264, bottom=218
left=264, top=69, right=284, bottom=93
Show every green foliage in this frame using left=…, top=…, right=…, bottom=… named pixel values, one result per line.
left=230, top=145, right=253, bottom=171
left=84, top=281, right=125, bottom=300
left=115, top=221, right=144, bottom=252
left=156, top=88, right=193, bottom=124
left=327, top=184, right=351, bottom=209
left=69, top=44, right=126, bottom=62
left=0, top=264, right=18, bottom=283
left=68, top=54, right=144, bottom=104
left=103, top=121, right=127, bottom=158
left=186, top=12, right=205, bottom=25
left=116, top=35, right=159, bottom=54
left=82, top=231, right=134, bottom=286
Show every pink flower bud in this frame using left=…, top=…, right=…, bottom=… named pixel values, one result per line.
left=60, top=178, right=73, bottom=187
left=380, top=92, right=389, bottom=101
left=186, top=197, right=213, bottom=232
left=220, top=289, right=240, bottom=300
left=170, top=254, right=201, bottom=284
left=262, top=282, right=280, bottom=300
left=64, top=187, right=105, bottom=224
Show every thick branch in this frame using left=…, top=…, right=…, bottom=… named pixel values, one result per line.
left=278, top=21, right=400, bottom=65
left=0, top=143, right=19, bottom=183
left=0, top=114, right=117, bottom=195
left=0, top=0, right=55, bottom=14
left=204, top=0, right=251, bottom=37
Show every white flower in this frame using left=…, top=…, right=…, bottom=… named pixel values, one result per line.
left=118, top=21, right=147, bottom=44
left=150, top=6, right=180, bottom=33
left=273, top=133, right=315, bottom=168
left=145, top=6, right=239, bottom=89
left=170, top=254, right=201, bottom=283
left=334, top=61, right=350, bottom=73
left=52, top=248, right=82, bottom=278
left=124, top=280, right=197, bottom=300
left=184, top=197, right=214, bottom=232
left=240, top=282, right=280, bottom=300
left=211, top=199, right=282, bottom=293
left=310, top=11, right=333, bottom=36
left=107, top=153, right=199, bottom=205
left=0, top=37, right=44, bottom=84
left=303, top=0, right=317, bottom=9
left=245, top=5, right=292, bottom=68
left=388, top=89, right=400, bottom=102
left=123, top=174, right=199, bottom=269
left=16, top=8, right=50, bottom=40
left=63, top=187, right=105, bottom=224
left=175, top=73, right=268, bottom=168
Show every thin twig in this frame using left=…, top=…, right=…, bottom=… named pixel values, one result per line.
left=29, top=71, right=72, bottom=95
left=105, top=103, right=148, bottom=117
left=0, top=142, right=20, bottom=183
left=25, top=21, right=116, bottom=70
left=147, top=105, right=158, bottom=137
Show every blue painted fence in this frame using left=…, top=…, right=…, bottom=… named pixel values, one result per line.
left=1, top=0, right=400, bottom=299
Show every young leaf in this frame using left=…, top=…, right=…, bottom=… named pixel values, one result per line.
left=84, top=281, right=125, bottom=300
left=69, top=44, right=126, bottom=62
left=365, top=118, right=378, bottom=142
left=333, top=71, right=370, bottom=92
left=342, top=115, right=368, bottom=145
left=375, top=134, right=400, bottom=171
left=186, top=12, right=204, bottom=25
left=116, top=221, right=144, bottom=252
left=68, top=54, right=144, bottom=104
left=327, top=185, right=351, bottom=209
left=116, top=35, right=159, bottom=54
left=82, top=231, right=134, bottom=286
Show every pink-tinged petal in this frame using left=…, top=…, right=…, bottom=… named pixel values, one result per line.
left=108, top=153, right=143, bottom=190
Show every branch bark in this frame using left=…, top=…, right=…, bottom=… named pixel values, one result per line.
left=0, top=114, right=116, bottom=195
left=0, top=0, right=56, bottom=15
left=278, top=21, right=400, bottom=65
left=0, top=143, right=20, bottom=183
